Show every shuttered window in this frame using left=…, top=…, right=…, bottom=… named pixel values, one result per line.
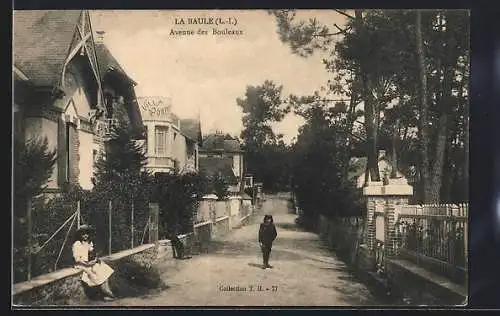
left=57, top=116, right=67, bottom=186
left=66, top=123, right=71, bottom=182
left=155, top=126, right=168, bottom=155
left=57, top=117, right=78, bottom=186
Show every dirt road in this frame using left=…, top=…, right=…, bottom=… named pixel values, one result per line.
left=94, top=195, right=381, bottom=306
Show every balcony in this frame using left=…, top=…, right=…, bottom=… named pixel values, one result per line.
left=92, top=118, right=119, bottom=140
left=146, top=156, right=176, bottom=173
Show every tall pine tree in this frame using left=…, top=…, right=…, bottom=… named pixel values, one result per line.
left=87, top=123, right=153, bottom=253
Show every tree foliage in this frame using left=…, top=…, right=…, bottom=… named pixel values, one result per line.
left=237, top=80, right=292, bottom=192
left=84, top=123, right=154, bottom=254
left=13, top=136, right=57, bottom=282
left=270, top=9, right=469, bottom=203
left=14, top=136, right=57, bottom=213
left=292, top=105, right=363, bottom=219
left=154, top=171, right=205, bottom=236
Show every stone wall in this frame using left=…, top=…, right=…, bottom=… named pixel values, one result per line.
left=228, top=196, right=241, bottom=229
left=214, top=201, right=227, bottom=219
left=214, top=216, right=230, bottom=238
left=314, top=178, right=467, bottom=306
left=12, top=244, right=157, bottom=306
left=240, top=213, right=253, bottom=226
left=157, top=233, right=195, bottom=261
left=192, top=221, right=212, bottom=253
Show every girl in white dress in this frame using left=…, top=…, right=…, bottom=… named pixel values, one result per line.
left=72, top=225, right=115, bottom=300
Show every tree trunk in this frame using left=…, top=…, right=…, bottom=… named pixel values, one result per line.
left=464, top=105, right=469, bottom=201
left=415, top=10, right=432, bottom=202
left=441, top=133, right=454, bottom=202
left=427, top=12, right=458, bottom=203
left=391, top=118, right=400, bottom=178
left=342, top=76, right=360, bottom=181
left=462, top=65, right=469, bottom=202
left=355, top=9, right=380, bottom=185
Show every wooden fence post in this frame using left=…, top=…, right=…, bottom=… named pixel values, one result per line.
left=148, top=203, right=159, bottom=248
left=463, top=203, right=468, bottom=269
left=77, top=200, right=81, bottom=228
left=108, top=200, right=112, bottom=255
left=131, top=199, right=135, bottom=249
left=27, top=199, right=32, bottom=281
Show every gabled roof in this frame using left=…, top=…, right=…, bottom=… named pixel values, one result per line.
left=200, top=133, right=243, bottom=153
left=13, top=10, right=83, bottom=87
left=348, top=154, right=410, bottom=183
left=199, top=157, right=239, bottom=185
left=94, top=42, right=144, bottom=137
left=94, top=43, right=136, bottom=85
left=180, top=119, right=202, bottom=144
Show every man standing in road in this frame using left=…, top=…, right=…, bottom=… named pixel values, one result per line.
left=259, top=215, right=278, bottom=269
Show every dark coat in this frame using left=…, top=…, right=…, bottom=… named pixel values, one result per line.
left=259, top=223, right=277, bottom=246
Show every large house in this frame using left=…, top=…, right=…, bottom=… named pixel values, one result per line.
left=137, top=97, right=202, bottom=175
left=348, top=150, right=408, bottom=188
left=198, top=132, right=244, bottom=193
left=13, top=10, right=144, bottom=191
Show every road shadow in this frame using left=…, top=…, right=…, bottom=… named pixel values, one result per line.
left=248, top=262, right=264, bottom=269
left=275, top=222, right=303, bottom=231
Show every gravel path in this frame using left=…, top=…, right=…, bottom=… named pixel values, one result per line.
left=92, top=195, right=381, bottom=306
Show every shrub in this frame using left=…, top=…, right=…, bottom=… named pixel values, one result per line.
left=87, top=123, right=154, bottom=254
left=155, top=171, right=204, bottom=236
left=13, top=136, right=57, bottom=282
left=200, top=171, right=229, bottom=200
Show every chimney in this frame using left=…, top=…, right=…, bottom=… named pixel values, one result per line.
left=95, top=31, right=105, bottom=43
left=378, top=150, right=386, bottom=160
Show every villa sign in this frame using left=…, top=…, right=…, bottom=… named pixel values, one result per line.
left=138, top=97, right=172, bottom=120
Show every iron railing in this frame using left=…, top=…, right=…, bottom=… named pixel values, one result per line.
left=374, top=240, right=385, bottom=275
left=394, top=203, right=468, bottom=283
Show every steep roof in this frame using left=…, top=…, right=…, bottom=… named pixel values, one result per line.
left=180, top=119, right=202, bottom=144
left=201, top=133, right=243, bottom=153
left=13, top=10, right=83, bottom=87
left=94, top=43, right=136, bottom=85
left=348, top=154, right=410, bottom=183
left=94, top=42, right=144, bottom=137
left=199, top=157, right=239, bottom=185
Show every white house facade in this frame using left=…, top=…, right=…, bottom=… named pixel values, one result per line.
left=137, top=96, right=201, bottom=175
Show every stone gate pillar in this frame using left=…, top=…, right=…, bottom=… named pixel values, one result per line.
left=203, top=194, right=218, bottom=238
left=382, top=177, right=413, bottom=257
left=363, top=181, right=384, bottom=251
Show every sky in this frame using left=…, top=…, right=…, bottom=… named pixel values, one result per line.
left=90, top=10, right=347, bottom=144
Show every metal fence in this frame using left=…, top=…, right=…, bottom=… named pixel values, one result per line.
left=18, top=197, right=151, bottom=282
left=394, top=203, right=468, bottom=283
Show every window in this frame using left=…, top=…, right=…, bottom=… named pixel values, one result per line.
left=155, top=126, right=168, bottom=155
left=65, top=122, right=72, bottom=182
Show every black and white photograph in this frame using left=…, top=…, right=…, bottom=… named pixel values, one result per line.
left=12, top=9, right=469, bottom=307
